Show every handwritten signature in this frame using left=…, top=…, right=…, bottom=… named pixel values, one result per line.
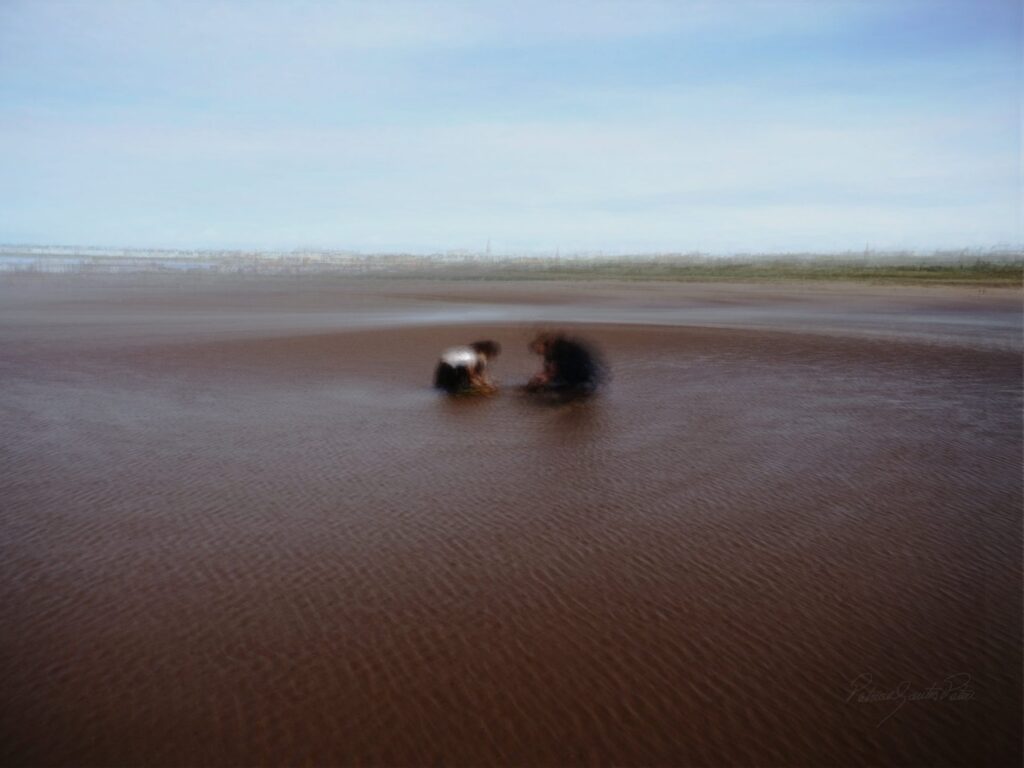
left=846, top=672, right=975, bottom=726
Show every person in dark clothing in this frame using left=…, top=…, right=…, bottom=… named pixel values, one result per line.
left=526, top=332, right=604, bottom=395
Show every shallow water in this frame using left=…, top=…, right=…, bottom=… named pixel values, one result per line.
left=1, top=278, right=1021, bottom=765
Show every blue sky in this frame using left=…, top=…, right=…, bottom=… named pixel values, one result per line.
left=0, top=0, right=1020, bottom=253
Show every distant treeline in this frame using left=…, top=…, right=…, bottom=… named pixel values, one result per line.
left=1, top=248, right=1021, bottom=286
left=445, top=258, right=1024, bottom=286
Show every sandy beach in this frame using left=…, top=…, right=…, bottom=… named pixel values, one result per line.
left=1, top=274, right=1020, bottom=766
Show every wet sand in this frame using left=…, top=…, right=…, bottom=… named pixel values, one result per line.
left=1, top=275, right=1021, bottom=766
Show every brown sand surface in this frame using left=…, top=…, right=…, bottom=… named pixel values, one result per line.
left=1, top=275, right=1021, bottom=766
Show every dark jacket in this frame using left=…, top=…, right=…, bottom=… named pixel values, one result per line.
left=545, top=337, right=603, bottom=391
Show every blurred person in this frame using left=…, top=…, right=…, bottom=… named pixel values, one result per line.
left=526, top=332, right=604, bottom=395
left=433, top=340, right=501, bottom=395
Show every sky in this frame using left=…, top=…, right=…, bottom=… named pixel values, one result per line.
left=0, top=0, right=1020, bottom=254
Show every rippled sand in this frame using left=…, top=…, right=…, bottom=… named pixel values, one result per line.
left=1, top=276, right=1021, bottom=766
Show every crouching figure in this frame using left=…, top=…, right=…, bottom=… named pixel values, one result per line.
left=526, top=332, right=605, bottom=397
left=434, top=340, right=501, bottom=395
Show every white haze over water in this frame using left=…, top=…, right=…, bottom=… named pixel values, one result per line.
left=0, top=0, right=1020, bottom=254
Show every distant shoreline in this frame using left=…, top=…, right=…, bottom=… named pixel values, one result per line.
left=389, top=259, right=1024, bottom=287
left=2, top=253, right=1021, bottom=287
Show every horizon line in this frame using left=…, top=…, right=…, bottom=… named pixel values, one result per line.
left=2, top=243, right=1022, bottom=260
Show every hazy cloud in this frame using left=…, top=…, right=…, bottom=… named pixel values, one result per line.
left=1, top=0, right=1019, bottom=251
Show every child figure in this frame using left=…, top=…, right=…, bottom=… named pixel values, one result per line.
left=526, top=332, right=603, bottom=396
left=433, top=340, right=501, bottom=394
